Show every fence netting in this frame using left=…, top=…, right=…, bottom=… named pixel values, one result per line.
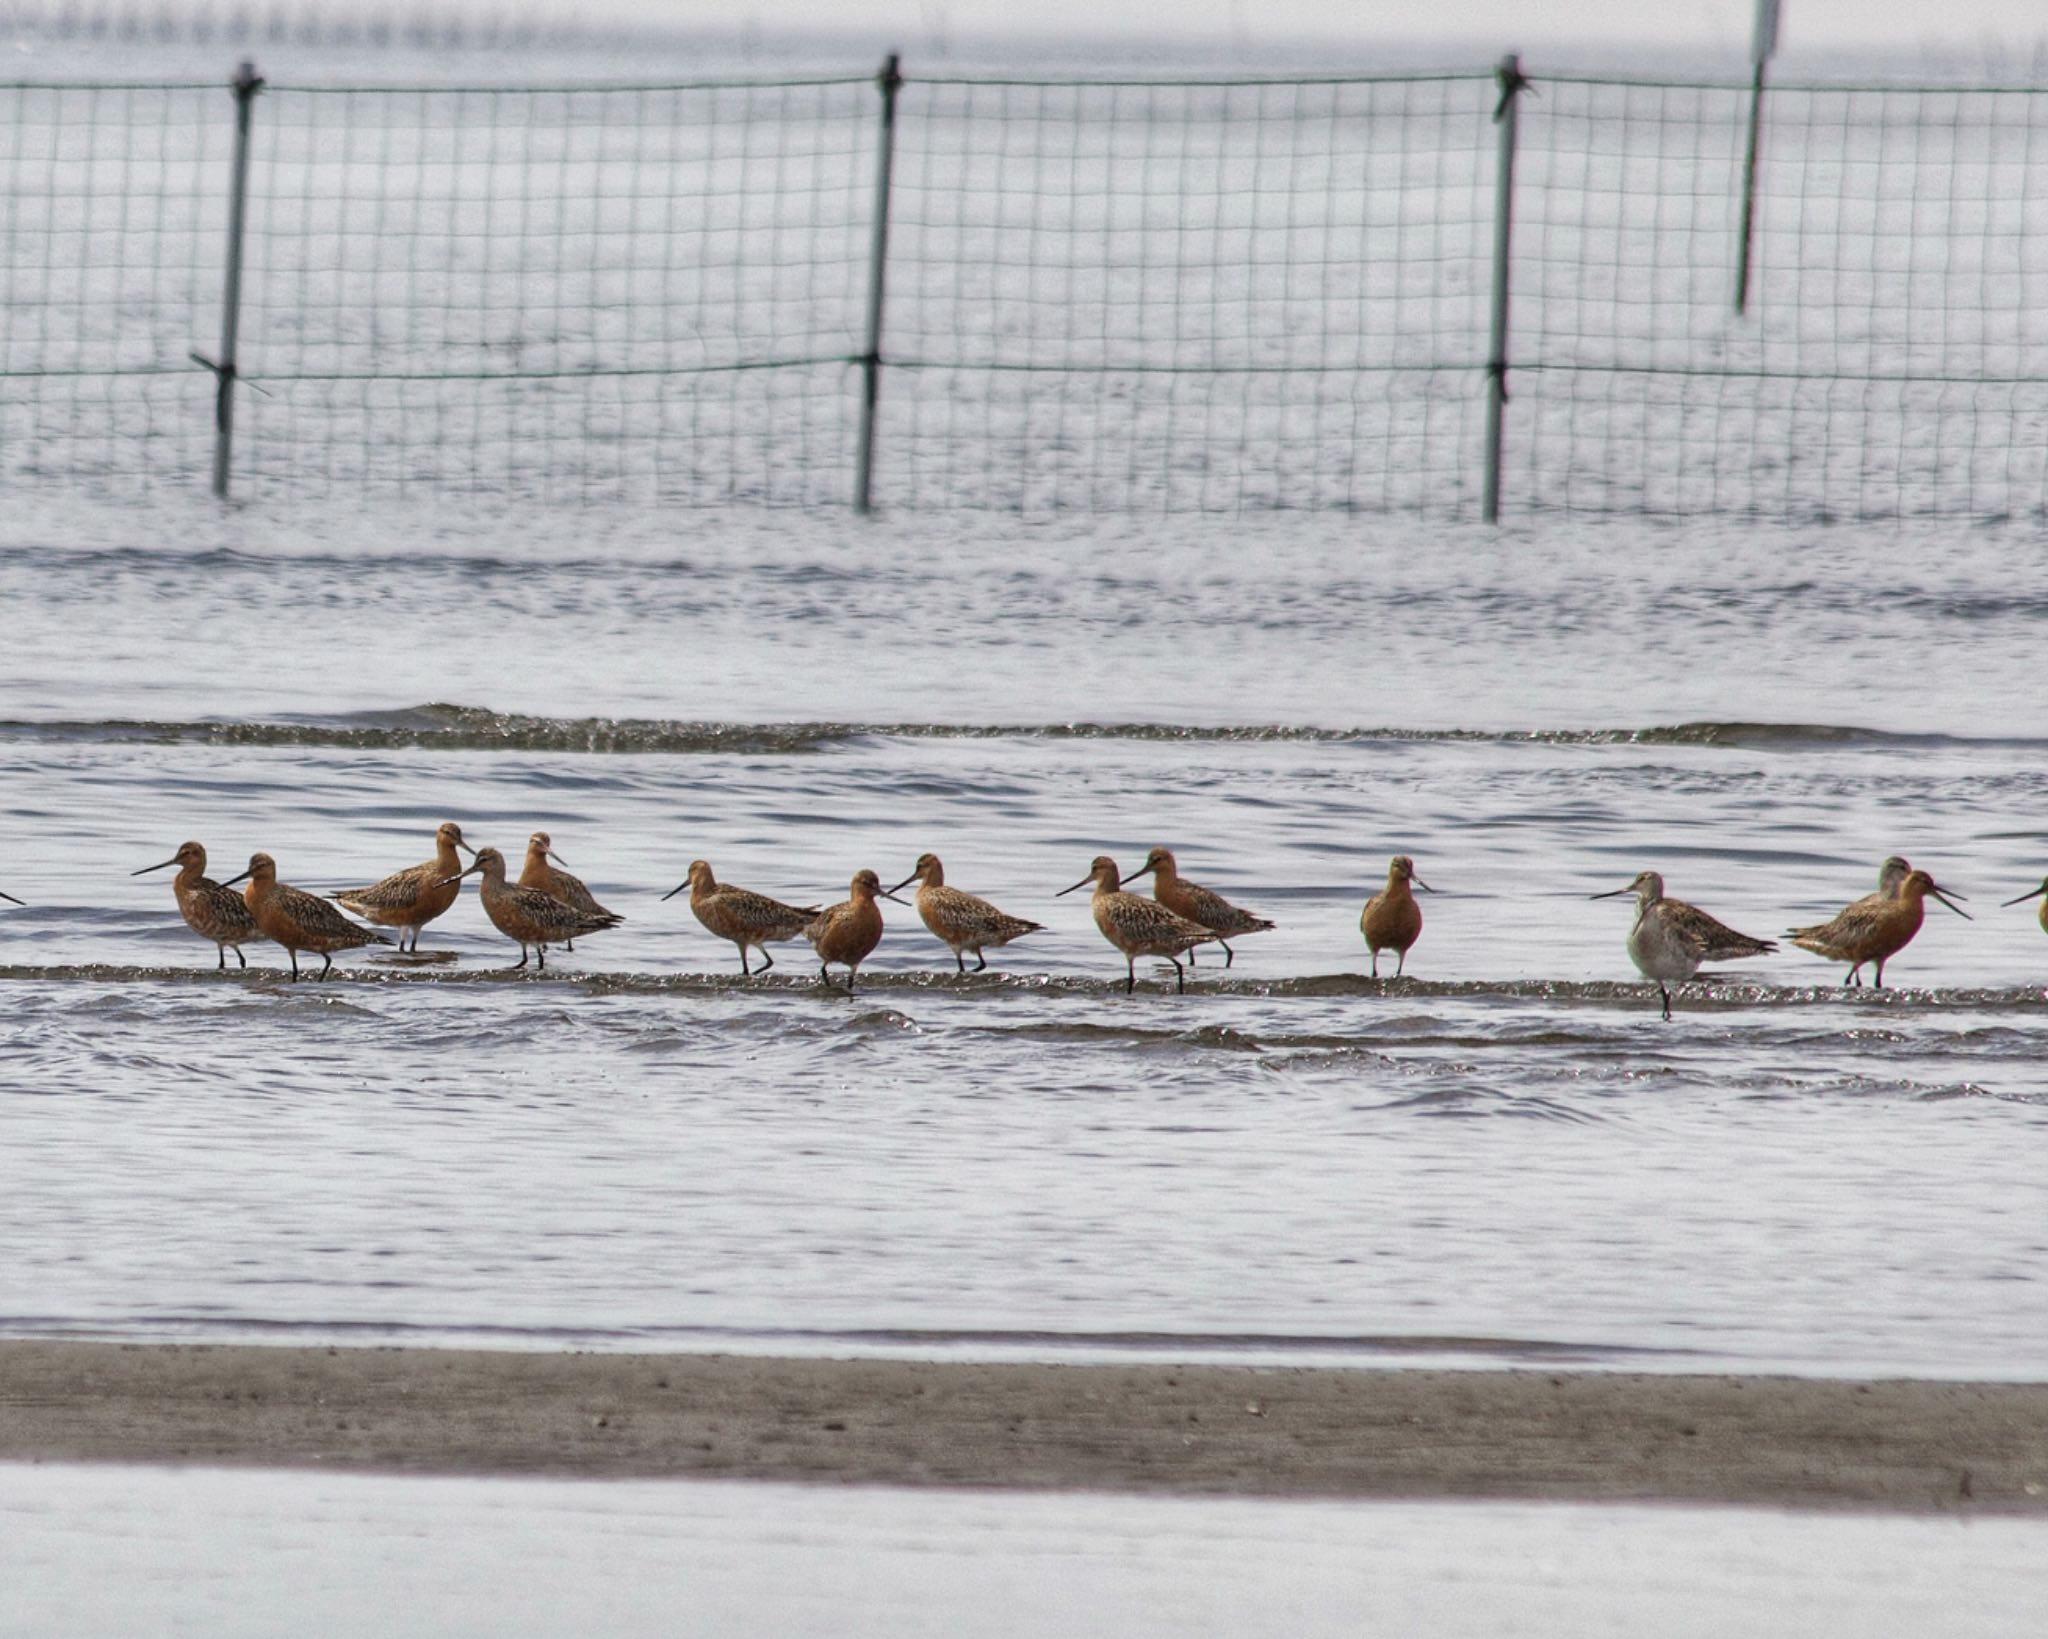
left=2, top=64, right=2046, bottom=519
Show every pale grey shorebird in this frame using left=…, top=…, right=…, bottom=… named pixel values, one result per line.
left=518, top=831, right=617, bottom=952
left=1121, top=846, right=1274, bottom=967
left=443, top=846, right=621, bottom=969
left=331, top=821, right=476, bottom=953
left=220, top=852, right=391, bottom=980
left=890, top=852, right=1042, bottom=973
left=661, top=859, right=819, bottom=975
left=1058, top=855, right=1222, bottom=994
left=804, top=869, right=907, bottom=992
left=132, top=840, right=260, bottom=969
left=1592, top=870, right=1776, bottom=1020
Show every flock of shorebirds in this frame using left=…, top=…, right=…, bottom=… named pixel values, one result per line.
left=3, top=828, right=2042, bottom=1014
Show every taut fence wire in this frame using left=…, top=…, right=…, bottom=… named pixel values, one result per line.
left=4, top=58, right=2047, bottom=520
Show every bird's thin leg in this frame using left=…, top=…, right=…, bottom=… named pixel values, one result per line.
left=216, top=945, right=226, bottom=972
left=1172, top=957, right=1187, bottom=994
left=974, top=951, right=987, bottom=973
left=512, top=946, right=529, bottom=970
left=955, top=951, right=966, bottom=975
left=1873, top=959, right=1886, bottom=989
left=1396, top=949, right=1407, bottom=978
left=1370, top=950, right=1380, bottom=978
left=320, top=953, right=334, bottom=980
left=1220, top=941, right=1235, bottom=969
left=738, top=944, right=752, bottom=976
left=537, top=945, right=548, bottom=971
left=289, top=949, right=301, bottom=981
left=758, top=948, right=775, bottom=974
left=1658, top=982, right=1672, bottom=1021
left=1125, top=958, right=1136, bottom=994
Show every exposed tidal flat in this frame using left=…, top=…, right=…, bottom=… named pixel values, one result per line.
left=2, top=501, right=2047, bottom=1401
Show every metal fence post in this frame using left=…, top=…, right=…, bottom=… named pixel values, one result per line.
left=1482, top=54, right=1526, bottom=525
left=196, top=59, right=263, bottom=499
left=1734, top=0, right=1780, bottom=315
left=854, top=52, right=902, bottom=515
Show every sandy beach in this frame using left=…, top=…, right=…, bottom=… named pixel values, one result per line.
left=2, top=1342, right=2043, bottom=1513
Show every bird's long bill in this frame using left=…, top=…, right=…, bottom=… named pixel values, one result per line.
left=218, top=866, right=253, bottom=887
left=660, top=879, right=689, bottom=902
left=1413, top=877, right=1437, bottom=893
left=1929, top=883, right=1973, bottom=919
left=886, top=873, right=920, bottom=896
left=1589, top=885, right=1636, bottom=900
left=2001, top=885, right=2048, bottom=907
left=456, top=838, right=478, bottom=857
left=435, top=861, right=487, bottom=890
left=1116, top=865, right=1156, bottom=887
left=546, top=847, right=569, bottom=865
left=1055, top=876, right=1094, bottom=897
left=130, top=856, right=181, bottom=876
left=879, top=889, right=912, bottom=906
left=0, top=889, right=22, bottom=905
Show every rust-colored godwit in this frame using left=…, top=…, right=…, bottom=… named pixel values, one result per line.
left=220, top=852, right=391, bottom=980
left=331, top=821, right=475, bottom=953
left=1779, top=854, right=1917, bottom=987
left=1788, top=867, right=1969, bottom=989
left=518, top=831, right=617, bottom=950
left=444, top=846, right=622, bottom=970
left=804, top=869, right=905, bottom=992
left=1592, top=870, right=1775, bottom=1020
left=1120, top=846, right=1273, bottom=967
left=1360, top=854, right=1433, bottom=978
left=1058, top=855, right=1221, bottom=994
left=2003, top=875, right=2048, bottom=937
left=132, top=840, right=260, bottom=970
left=661, top=859, right=818, bottom=975
left=889, top=853, right=1042, bottom=973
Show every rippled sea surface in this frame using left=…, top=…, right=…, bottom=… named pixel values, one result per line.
left=2, top=498, right=2045, bottom=1377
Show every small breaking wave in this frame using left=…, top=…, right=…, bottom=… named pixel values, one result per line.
left=1, top=961, right=2043, bottom=1013
left=0, top=704, right=2031, bottom=756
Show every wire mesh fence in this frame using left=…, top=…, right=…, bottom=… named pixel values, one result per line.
left=3, top=60, right=2047, bottom=519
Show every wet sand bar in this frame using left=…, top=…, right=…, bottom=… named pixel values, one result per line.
left=2, top=1342, right=2043, bottom=1514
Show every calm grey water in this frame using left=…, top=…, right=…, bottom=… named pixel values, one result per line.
left=1, top=498, right=2044, bottom=1377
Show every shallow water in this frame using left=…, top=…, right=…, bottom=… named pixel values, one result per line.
left=1, top=497, right=2046, bottom=1376
left=8, top=1465, right=2046, bottom=1639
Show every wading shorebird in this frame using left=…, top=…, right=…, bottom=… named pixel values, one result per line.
left=1058, top=855, right=1222, bottom=994
left=220, top=853, right=391, bottom=980
left=444, top=846, right=621, bottom=970
left=1592, top=870, right=1776, bottom=1021
left=661, top=859, right=819, bottom=975
left=330, top=821, right=476, bottom=954
left=1787, top=868, right=1970, bottom=989
left=804, top=869, right=905, bottom=992
left=518, top=831, right=617, bottom=950
left=798, top=864, right=905, bottom=991
left=1361, top=855, right=1433, bottom=978
left=1779, top=854, right=1919, bottom=987
left=889, top=853, right=1042, bottom=974
left=2003, top=875, right=2048, bottom=938
left=1120, top=846, right=1274, bottom=968
left=131, top=840, right=260, bottom=970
